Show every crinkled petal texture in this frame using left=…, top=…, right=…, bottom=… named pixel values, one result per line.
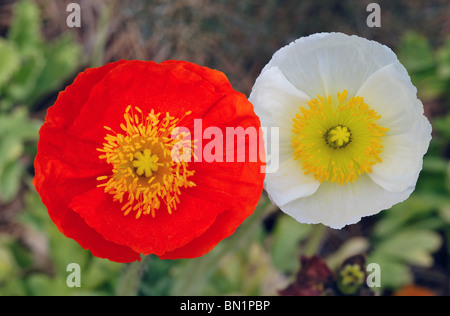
left=34, top=60, right=265, bottom=262
left=249, top=33, right=432, bottom=229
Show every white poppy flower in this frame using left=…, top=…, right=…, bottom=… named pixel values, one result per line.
left=249, top=33, right=432, bottom=229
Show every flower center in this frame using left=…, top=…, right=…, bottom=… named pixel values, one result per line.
left=97, top=106, right=196, bottom=219
left=292, top=90, right=389, bottom=185
left=325, top=125, right=351, bottom=149
left=132, top=149, right=159, bottom=177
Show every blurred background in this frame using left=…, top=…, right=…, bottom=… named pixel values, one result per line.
left=0, top=0, right=449, bottom=296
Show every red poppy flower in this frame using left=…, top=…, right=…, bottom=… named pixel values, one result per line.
left=34, top=60, right=265, bottom=263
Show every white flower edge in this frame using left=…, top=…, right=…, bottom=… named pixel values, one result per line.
left=258, top=32, right=409, bottom=99
left=281, top=174, right=415, bottom=229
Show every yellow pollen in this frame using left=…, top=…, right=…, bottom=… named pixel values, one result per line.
left=292, top=90, right=389, bottom=185
left=97, top=106, right=196, bottom=218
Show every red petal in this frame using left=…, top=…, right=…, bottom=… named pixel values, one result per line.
left=57, top=207, right=141, bottom=263
left=69, top=186, right=224, bottom=256
left=34, top=143, right=140, bottom=263
left=67, top=60, right=227, bottom=143
left=159, top=197, right=260, bottom=259
left=45, top=60, right=128, bottom=130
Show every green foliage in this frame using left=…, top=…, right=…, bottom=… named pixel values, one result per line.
left=0, top=0, right=81, bottom=111
left=367, top=156, right=449, bottom=290
left=1, top=4, right=449, bottom=297
left=0, top=39, right=20, bottom=88
left=0, top=108, right=41, bottom=202
left=0, top=0, right=86, bottom=295
left=0, top=0, right=80, bottom=201
left=270, top=216, right=312, bottom=273
left=398, top=32, right=450, bottom=102
left=365, top=154, right=449, bottom=290
left=0, top=191, right=122, bottom=296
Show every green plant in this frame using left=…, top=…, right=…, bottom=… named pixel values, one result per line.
left=0, top=0, right=81, bottom=111
left=0, top=0, right=81, bottom=203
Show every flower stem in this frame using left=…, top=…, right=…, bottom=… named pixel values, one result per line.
left=116, top=254, right=149, bottom=296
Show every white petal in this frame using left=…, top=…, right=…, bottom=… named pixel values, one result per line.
left=249, top=66, right=321, bottom=206
left=357, top=63, right=432, bottom=192
left=249, top=66, right=311, bottom=157
left=261, top=33, right=400, bottom=98
left=357, top=62, right=422, bottom=134
left=281, top=175, right=414, bottom=229
left=265, top=156, right=321, bottom=208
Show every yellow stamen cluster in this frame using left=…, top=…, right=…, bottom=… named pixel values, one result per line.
left=292, top=90, right=389, bottom=185
left=97, top=106, right=196, bottom=219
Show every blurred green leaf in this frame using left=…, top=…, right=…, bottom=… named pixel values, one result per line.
left=4, top=52, right=45, bottom=106
left=438, top=202, right=450, bottom=224
left=270, top=216, right=312, bottom=273
left=1, top=0, right=81, bottom=110
left=374, top=230, right=442, bottom=268
left=0, top=160, right=23, bottom=202
left=7, top=0, right=42, bottom=55
left=434, top=115, right=450, bottom=139
left=1, top=191, right=121, bottom=296
left=414, top=75, right=448, bottom=101
left=0, top=244, right=16, bottom=282
left=398, top=32, right=435, bottom=73
left=397, top=31, right=450, bottom=101
left=372, top=194, right=444, bottom=238
left=138, top=256, right=177, bottom=296
left=28, top=35, right=81, bottom=106
left=0, top=108, right=41, bottom=202
left=368, top=253, right=413, bottom=289
left=0, top=39, right=20, bottom=89
left=436, top=38, right=450, bottom=80
left=203, top=243, right=280, bottom=296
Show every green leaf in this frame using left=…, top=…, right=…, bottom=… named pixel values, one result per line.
left=27, top=35, right=81, bottom=106
left=372, top=194, right=442, bottom=238
left=434, top=115, right=450, bottom=139
left=0, top=160, right=23, bottom=203
left=0, top=245, right=16, bottom=282
left=7, top=0, right=42, bottom=55
left=398, top=32, right=435, bottom=73
left=368, top=253, right=413, bottom=290
left=0, top=109, right=41, bottom=201
left=0, top=39, right=20, bottom=89
left=82, top=259, right=122, bottom=290
left=374, top=229, right=442, bottom=268
left=439, top=202, right=450, bottom=224
left=48, top=227, right=90, bottom=276
left=270, top=216, right=312, bottom=273
left=4, top=51, right=45, bottom=105
left=436, top=37, right=450, bottom=80
left=414, top=74, right=448, bottom=101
